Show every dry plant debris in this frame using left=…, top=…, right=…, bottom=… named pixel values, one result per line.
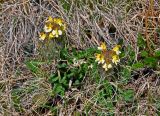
left=0, top=0, right=160, bottom=115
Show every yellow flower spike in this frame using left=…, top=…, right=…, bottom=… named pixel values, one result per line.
left=39, top=32, right=46, bottom=40
left=98, top=42, right=107, bottom=51
left=112, top=45, right=121, bottom=55
left=44, top=23, right=52, bottom=33
left=112, top=55, right=120, bottom=65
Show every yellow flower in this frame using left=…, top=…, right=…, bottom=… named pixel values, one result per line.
left=112, top=45, right=121, bottom=55
left=53, top=18, right=67, bottom=31
left=112, top=55, right=120, bottom=65
left=44, top=23, right=52, bottom=33
left=98, top=42, right=107, bottom=51
left=52, top=29, right=62, bottom=38
left=62, top=23, right=67, bottom=31
left=95, top=54, right=105, bottom=64
left=102, top=63, right=108, bottom=71
left=49, top=33, right=54, bottom=39
left=107, top=64, right=112, bottom=69
left=95, top=54, right=101, bottom=61
left=39, top=32, right=46, bottom=40
left=53, top=18, right=64, bottom=26
left=102, top=63, right=112, bottom=71
left=46, top=16, right=54, bottom=23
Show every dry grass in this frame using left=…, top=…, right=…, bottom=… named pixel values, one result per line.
left=0, top=0, right=160, bottom=115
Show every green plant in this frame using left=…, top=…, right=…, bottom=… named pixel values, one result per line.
left=136, top=34, right=159, bottom=69
left=95, top=43, right=121, bottom=71
left=49, top=47, right=98, bottom=97
left=121, top=33, right=159, bottom=71
left=60, top=0, right=71, bottom=13
left=121, top=89, right=134, bottom=102
left=25, top=60, right=47, bottom=77
left=11, top=89, right=24, bottom=112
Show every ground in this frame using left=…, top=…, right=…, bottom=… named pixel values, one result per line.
left=0, top=0, right=160, bottom=115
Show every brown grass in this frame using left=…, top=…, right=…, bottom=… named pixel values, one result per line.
left=0, top=0, right=160, bottom=115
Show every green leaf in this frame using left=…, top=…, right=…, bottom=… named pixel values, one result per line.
left=137, top=33, right=146, bottom=49
left=140, top=50, right=148, bottom=57
left=53, top=84, right=65, bottom=96
left=67, top=72, right=75, bottom=78
left=143, top=57, right=158, bottom=67
left=57, top=63, right=67, bottom=69
left=60, top=48, right=69, bottom=59
left=103, top=80, right=113, bottom=97
left=121, top=68, right=131, bottom=83
left=119, top=52, right=125, bottom=58
left=106, top=98, right=114, bottom=110
left=122, top=89, right=134, bottom=102
left=60, top=75, right=67, bottom=84
left=25, top=61, right=40, bottom=73
left=128, top=48, right=135, bottom=63
left=29, top=61, right=45, bottom=66
left=74, top=80, right=80, bottom=85
left=118, top=38, right=124, bottom=45
left=50, top=76, right=59, bottom=83
left=11, top=89, right=24, bottom=112
left=132, top=62, right=144, bottom=69
left=60, top=0, right=71, bottom=13
left=155, top=50, right=160, bottom=57
left=62, top=79, right=68, bottom=86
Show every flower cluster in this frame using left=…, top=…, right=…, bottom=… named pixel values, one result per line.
left=95, top=42, right=121, bottom=71
left=39, top=16, right=66, bottom=40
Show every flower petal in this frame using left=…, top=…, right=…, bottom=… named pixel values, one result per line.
left=49, top=33, right=54, bottom=38
left=39, top=32, right=46, bottom=40
left=58, top=30, right=62, bottom=35
left=52, top=30, right=56, bottom=35
left=108, top=64, right=112, bottom=68
left=44, top=25, right=52, bottom=32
